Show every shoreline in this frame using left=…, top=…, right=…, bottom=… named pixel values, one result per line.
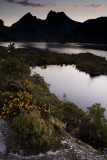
left=0, top=41, right=107, bottom=51
left=0, top=45, right=107, bottom=76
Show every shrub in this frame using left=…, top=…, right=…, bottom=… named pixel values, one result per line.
left=80, top=103, right=107, bottom=148
left=62, top=102, right=90, bottom=137
left=0, top=91, right=35, bottom=119
left=9, top=110, right=53, bottom=151
left=62, top=102, right=87, bottom=125
left=0, top=57, right=30, bottom=80
left=8, top=42, right=15, bottom=57
left=37, top=104, right=55, bottom=120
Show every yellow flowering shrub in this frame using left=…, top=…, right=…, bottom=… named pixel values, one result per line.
left=0, top=91, right=35, bottom=119
left=24, top=79, right=33, bottom=91
left=38, top=104, right=55, bottom=119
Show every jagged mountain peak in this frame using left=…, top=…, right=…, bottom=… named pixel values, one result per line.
left=23, top=12, right=33, bottom=17
left=47, top=10, right=66, bottom=16
left=12, top=12, right=37, bottom=27
left=17, top=12, right=36, bottom=22
left=46, top=10, right=71, bottom=22
left=19, top=12, right=37, bottom=21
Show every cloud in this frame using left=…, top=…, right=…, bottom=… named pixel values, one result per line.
left=17, top=1, right=48, bottom=7
left=84, top=4, right=104, bottom=8
left=4, top=0, right=69, bottom=8
left=4, top=0, right=51, bottom=7
left=6, top=0, right=15, bottom=2
left=73, top=5, right=81, bottom=8
left=4, top=0, right=104, bottom=9
left=72, top=4, right=104, bottom=8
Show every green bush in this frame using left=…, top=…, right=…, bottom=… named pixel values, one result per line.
left=9, top=110, right=53, bottom=151
left=0, top=57, right=30, bottom=80
left=62, top=102, right=87, bottom=125
left=80, top=103, right=107, bottom=148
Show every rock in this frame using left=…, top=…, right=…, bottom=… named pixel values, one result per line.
left=61, top=138, right=106, bottom=160
left=0, top=118, right=106, bottom=160
left=7, top=153, right=21, bottom=160
left=6, top=137, right=107, bottom=160
left=66, top=122, right=79, bottom=136
left=0, top=119, right=9, bottom=159
left=49, top=117, right=67, bottom=136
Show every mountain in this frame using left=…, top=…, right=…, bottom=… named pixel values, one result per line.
left=0, top=20, right=11, bottom=41
left=0, top=19, right=4, bottom=27
left=46, top=10, right=77, bottom=25
left=10, top=12, right=45, bottom=41
left=0, top=20, right=4, bottom=41
left=0, top=11, right=107, bottom=43
left=69, top=17, right=107, bottom=44
left=12, top=12, right=38, bottom=27
left=9, top=11, right=80, bottom=41
left=45, top=11, right=80, bottom=38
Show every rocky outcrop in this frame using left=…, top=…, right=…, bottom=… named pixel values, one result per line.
left=0, top=119, right=9, bottom=159
left=0, top=118, right=107, bottom=160
left=7, top=137, right=107, bottom=160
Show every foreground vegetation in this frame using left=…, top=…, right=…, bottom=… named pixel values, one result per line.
left=0, top=44, right=107, bottom=155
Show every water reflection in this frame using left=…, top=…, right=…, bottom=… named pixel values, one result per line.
left=0, top=42, right=107, bottom=59
left=31, top=65, right=107, bottom=116
left=0, top=42, right=25, bottom=48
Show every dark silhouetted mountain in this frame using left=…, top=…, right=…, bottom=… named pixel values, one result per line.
left=0, top=19, right=4, bottom=27
left=0, top=11, right=107, bottom=43
left=9, top=11, right=80, bottom=41
left=12, top=12, right=38, bottom=27
left=45, top=10, right=80, bottom=38
left=0, top=19, right=4, bottom=41
left=46, top=10, right=74, bottom=23
left=10, top=12, right=45, bottom=41
left=0, top=19, right=11, bottom=41
left=69, top=17, right=107, bottom=44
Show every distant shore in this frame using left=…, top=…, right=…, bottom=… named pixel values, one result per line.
left=0, top=41, right=107, bottom=51
left=0, top=45, right=107, bottom=76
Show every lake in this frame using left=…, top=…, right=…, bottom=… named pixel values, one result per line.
left=31, top=65, right=107, bottom=116
left=0, top=42, right=107, bottom=115
left=0, top=42, right=107, bottom=59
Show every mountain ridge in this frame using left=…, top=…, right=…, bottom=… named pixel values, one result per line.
left=12, top=12, right=38, bottom=27
left=0, top=11, right=107, bottom=43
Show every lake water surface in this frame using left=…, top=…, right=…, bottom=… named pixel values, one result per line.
left=31, top=65, right=107, bottom=116
left=0, top=42, right=107, bottom=59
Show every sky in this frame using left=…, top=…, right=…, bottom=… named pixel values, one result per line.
left=0, top=0, right=107, bottom=26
